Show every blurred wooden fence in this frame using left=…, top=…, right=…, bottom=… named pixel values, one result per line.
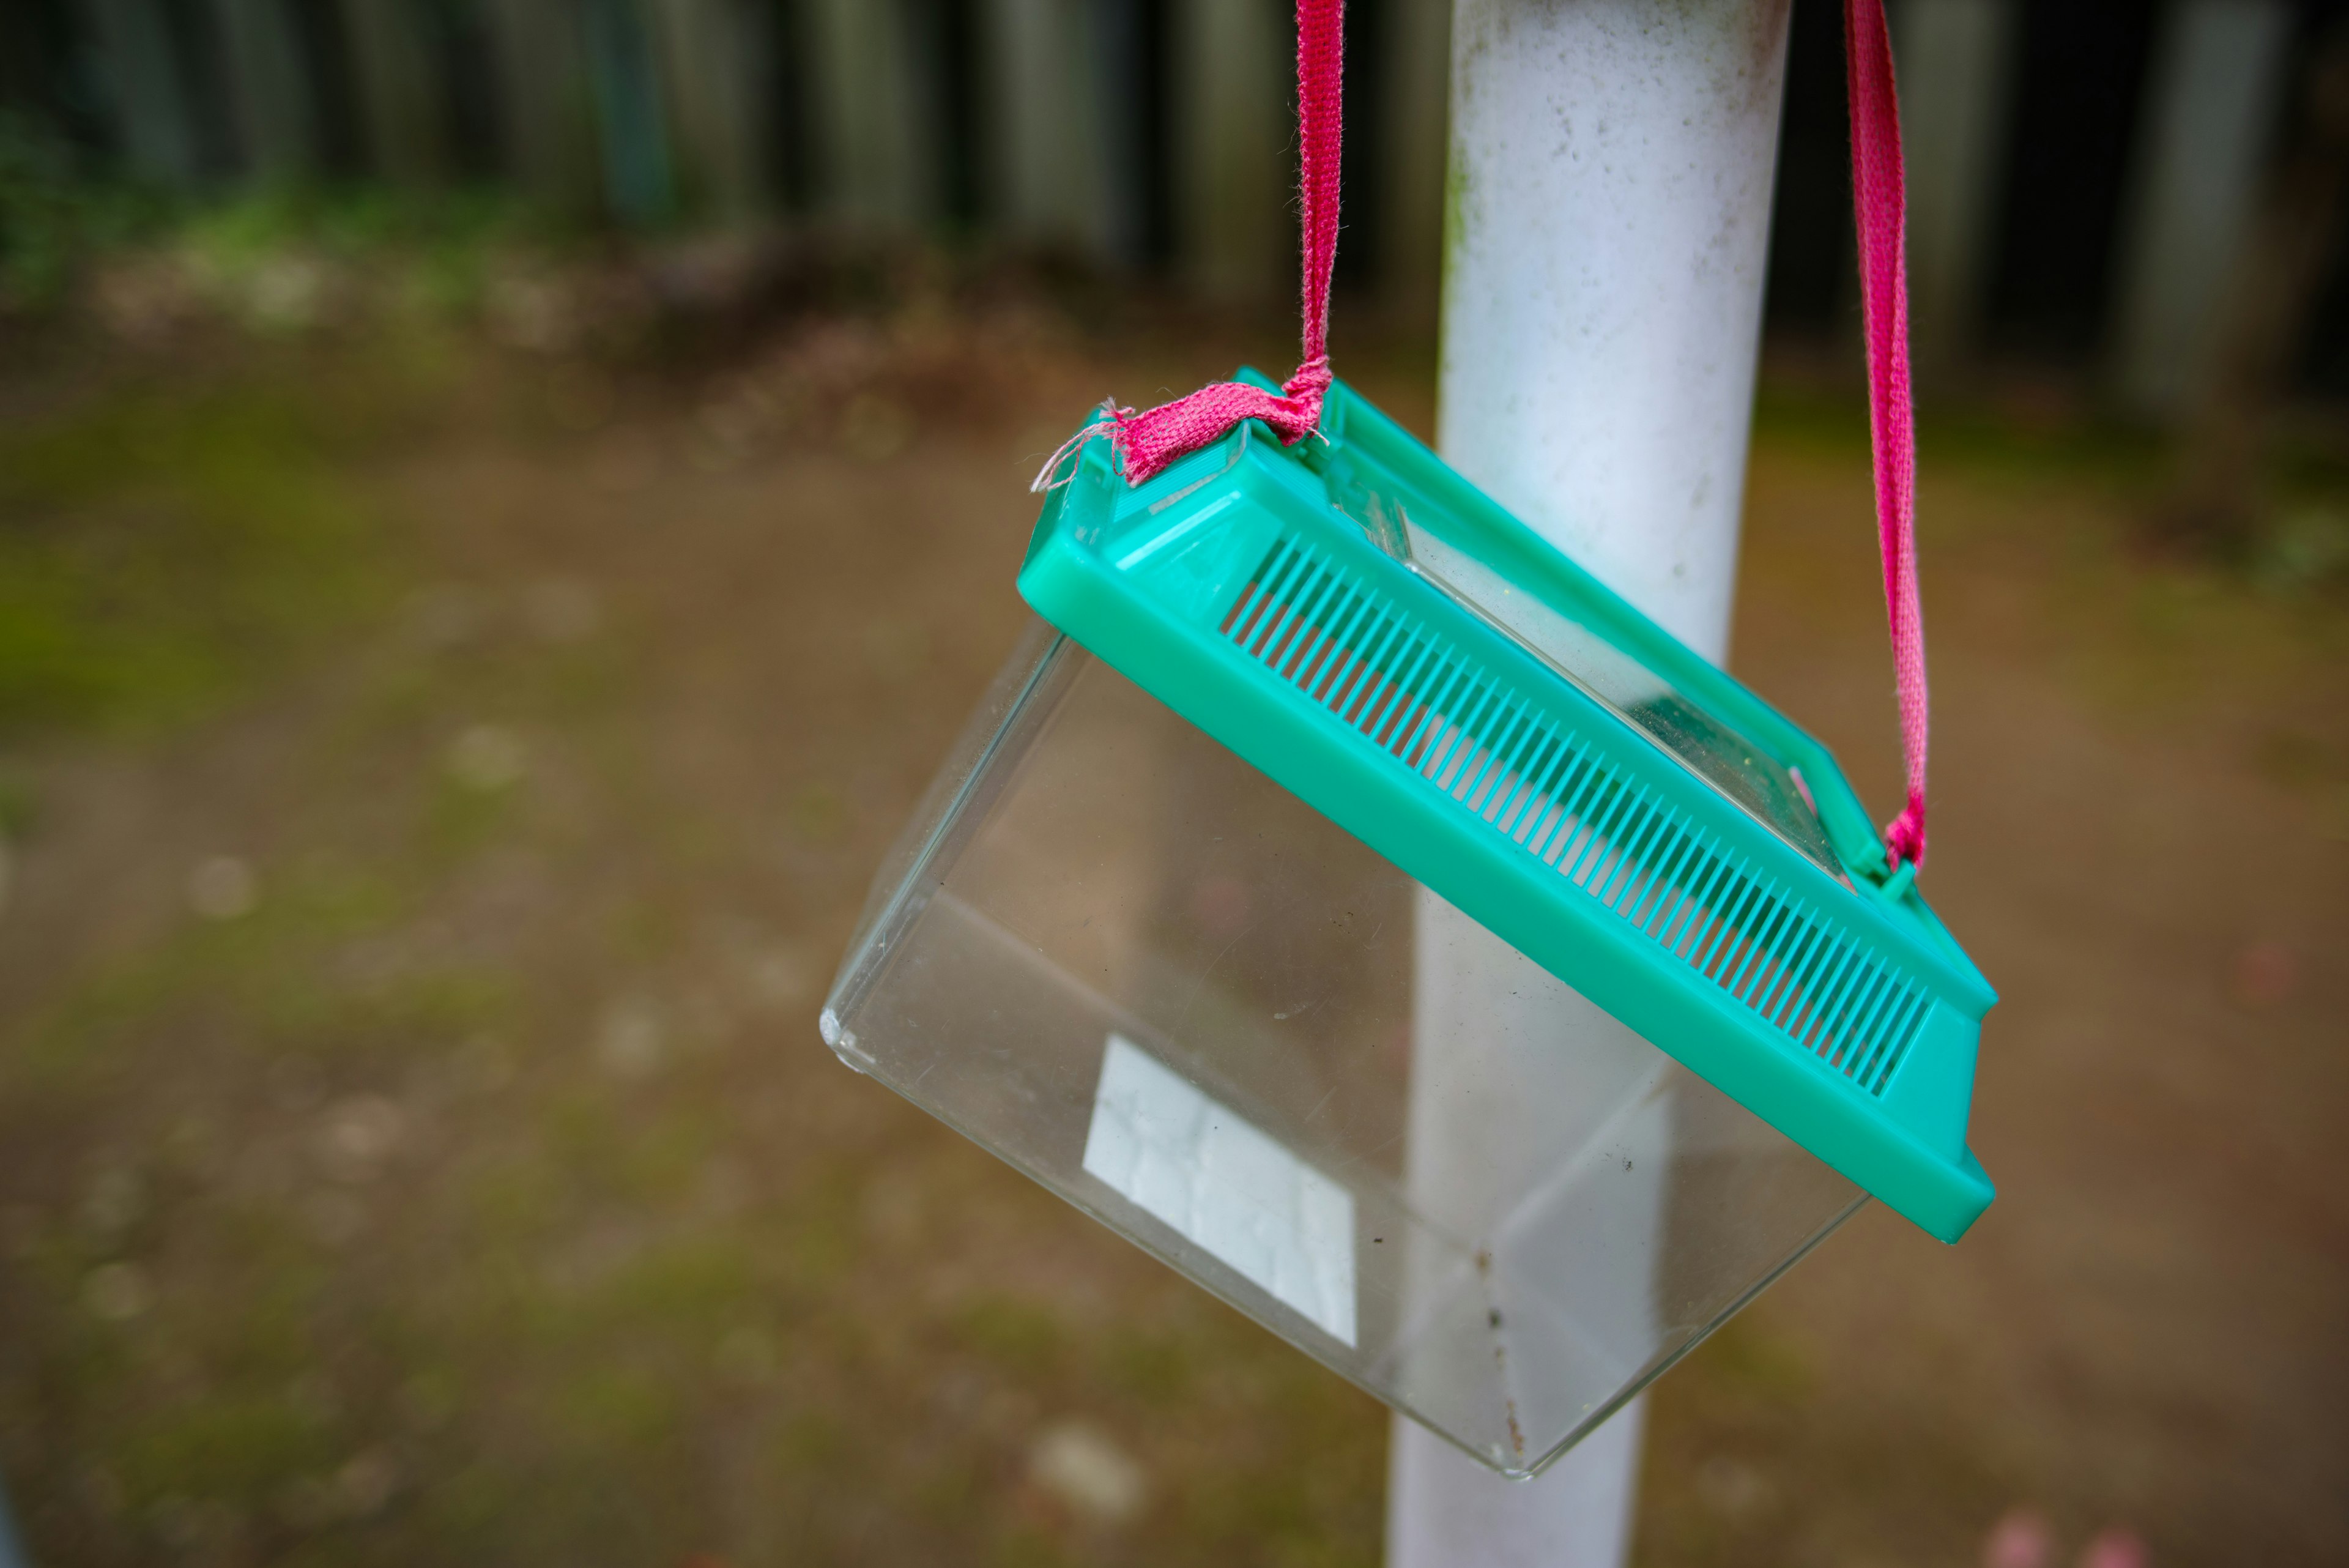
left=4, top=0, right=2343, bottom=412
left=2, top=0, right=1450, bottom=316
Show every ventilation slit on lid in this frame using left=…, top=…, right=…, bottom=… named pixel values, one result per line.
left=1860, top=987, right=1917, bottom=1086
left=1264, top=563, right=1332, bottom=668
left=1217, top=540, right=1282, bottom=637
left=1698, top=875, right=1764, bottom=978
left=1480, top=707, right=1543, bottom=817
left=1464, top=699, right=1533, bottom=811
left=1394, top=671, right=1449, bottom=765
left=1248, top=548, right=1315, bottom=656
left=1675, top=861, right=1734, bottom=967
left=1540, top=754, right=1602, bottom=866
left=1488, top=734, right=1543, bottom=833
left=1369, top=649, right=1428, bottom=754
left=1670, top=860, right=1727, bottom=960
left=1282, top=579, right=1346, bottom=687
left=1461, top=688, right=1516, bottom=791
left=1277, top=568, right=1345, bottom=676
left=1220, top=580, right=1260, bottom=638
left=1688, top=855, right=1748, bottom=959
left=1635, top=828, right=1704, bottom=932
left=1773, top=923, right=1841, bottom=1032
left=1228, top=551, right=1288, bottom=652
left=1609, top=809, right=1674, bottom=920
left=1796, top=944, right=1862, bottom=1050
left=1431, top=682, right=1497, bottom=791
left=1415, top=669, right=1478, bottom=778
left=1717, top=893, right=1776, bottom=997
left=1566, top=780, right=1632, bottom=886
left=1255, top=563, right=1312, bottom=666
left=1831, top=964, right=1894, bottom=1068
left=1781, top=939, right=1848, bottom=1047
left=1606, top=802, right=1672, bottom=910
left=1461, top=712, right=1512, bottom=814
left=1212, top=537, right=1931, bottom=1096
left=1333, top=614, right=1401, bottom=723
left=1369, top=639, right=1438, bottom=748
left=1727, top=894, right=1791, bottom=1000
left=1798, top=946, right=1866, bottom=1053
left=1849, top=977, right=1909, bottom=1079
left=1653, top=845, right=1713, bottom=946
left=1554, top=786, right=1607, bottom=882
left=1840, top=969, right=1900, bottom=1068
left=1388, top=635, right=1450, bottom=752
left=1496, top=713, right=1553, bottom=819
left=1622, top=828, right=1682, bottom=929
left=1561, top=783, right=1616, bottom=882
left=1326, top=604, right=1384, bottom=704
left=1860, top=991, right=1928, bottom=1088
left=1307, top=593, right=1374, bottom=696
left=1816, top=965, right=1877, bottom=1068
left=1658, top=842, right=1722, bottom=951
left=1531, top=754, right=1587, bottom=861
left=1594, top=800, right=1652, bottom=907
left=1231, top=541, right=1302, bottom=645
left=1636, top=817, right=1693, bottom=914
left=1831, top=968, right=1896, bottom=1069
left=1378, top=666, right=1432, bottom=757
left=1523, top=743, right=1586, bottom=852
left=1520, top=748, right=1575, bottom=857
left=1503, top=729, right=1559, bottom=827
left=1497, top=732, right=1565, bottom=836
left=1353, top=642, right=1403, bottom=719
left=1758, top=919, right=1826, bottom=1023
left=1756, top=905, right=1815, bottom=1009
left=1327, top=606, right=1382, bottom=701
left=1523, top=735, right=1580, bottom=835
left=1327, top=601, right=1393, bottom=708
left=1587, top=797, right=1644, bottom=905
left=1601, top=789, right=1656, bottom=897
left=1739, top=918, right=1795, bottom=1012
left=1720, top=878, right=1775, bottom=981
left=1699, top=880, right=1753, bottom=981
left=1445, top=693, right=1505, bottom=802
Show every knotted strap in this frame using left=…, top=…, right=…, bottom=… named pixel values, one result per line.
left=1099, top=0, right=1344, bottom=487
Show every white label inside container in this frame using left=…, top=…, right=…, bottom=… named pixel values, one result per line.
left=1082, top=1033, right=1357, bottom=1347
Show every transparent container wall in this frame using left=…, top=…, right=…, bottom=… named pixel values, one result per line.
left=824, top=626, right=1865, bottom=1477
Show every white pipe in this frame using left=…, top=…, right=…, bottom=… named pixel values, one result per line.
left=1391, top=3, right=1791, bottom=1565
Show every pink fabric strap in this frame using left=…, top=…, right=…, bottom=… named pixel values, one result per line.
left=1108, top=0, right=1343, bottom=486
left=1066, top=0, right=1932, bottom=875
left=1846, top=0, right=1929, bottom=871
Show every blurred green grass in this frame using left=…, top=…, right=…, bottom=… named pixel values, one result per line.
left=0, top=371, right=401, bottom=735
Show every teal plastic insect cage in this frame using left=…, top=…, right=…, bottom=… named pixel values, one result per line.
left=822, top=0, right=1991, bottom=1482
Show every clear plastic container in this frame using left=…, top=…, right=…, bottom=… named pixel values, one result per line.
left=823, top=623, right=1865, bottom=1477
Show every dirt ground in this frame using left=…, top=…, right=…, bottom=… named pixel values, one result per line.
left=0, top=291, right=2341, bottom=1568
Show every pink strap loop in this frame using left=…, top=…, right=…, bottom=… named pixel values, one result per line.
left=1083, top=0, right=1932, bottom=875
left=1846, top=0, right=1930, bottom=871
left=1110, top=0, right=1344, bottom=486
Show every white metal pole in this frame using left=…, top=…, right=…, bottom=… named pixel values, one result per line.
left=1390, top=3, right=1792, bottom=1565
